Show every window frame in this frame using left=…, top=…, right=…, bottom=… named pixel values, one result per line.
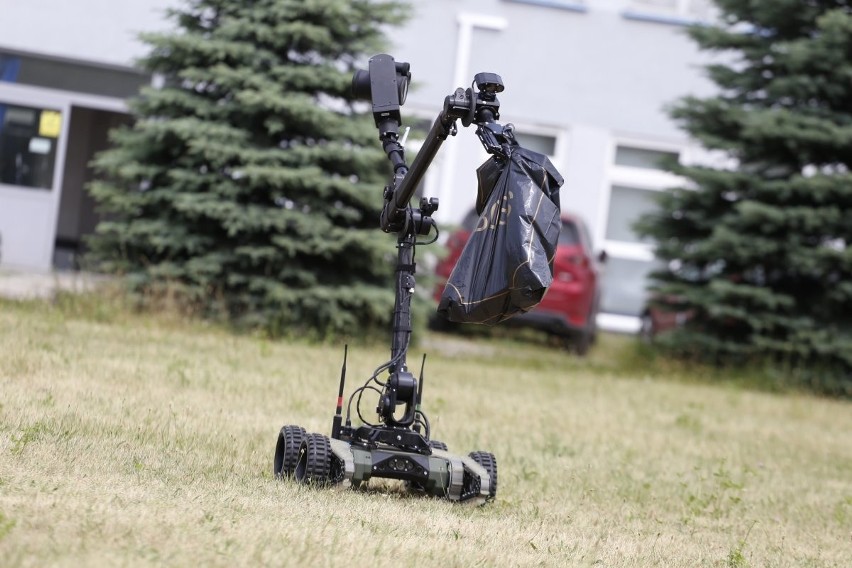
left=597, top=138, right=684, bottom=263
left=0, top=102, right=64, bottom=191
left=510, top=123, right=565, bottom=164
left=623, top=0, right=717, bottom=25
left=595, top=137, right=685, bottom=324
left=502, top=0, right=587, bottom=13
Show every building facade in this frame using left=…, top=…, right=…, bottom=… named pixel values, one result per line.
left=0, top=0, right=717, bottom=331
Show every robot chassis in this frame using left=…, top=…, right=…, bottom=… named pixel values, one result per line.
left=274, top=55, right=516, bottom=504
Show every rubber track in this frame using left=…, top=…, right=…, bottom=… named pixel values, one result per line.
left=469, top=451, right=498, bottom=499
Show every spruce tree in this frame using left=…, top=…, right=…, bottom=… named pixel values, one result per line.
left=87, top=0, right=409, bottom=336
left=637, top=0, right=852, bottom=394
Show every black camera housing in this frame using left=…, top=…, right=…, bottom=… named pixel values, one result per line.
left=352, top=54, right=411, bottom=129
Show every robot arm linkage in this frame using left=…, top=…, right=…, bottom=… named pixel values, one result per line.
left=349, top=55, right=517, bottom=431
left=352, top=54, right=517, bottom=234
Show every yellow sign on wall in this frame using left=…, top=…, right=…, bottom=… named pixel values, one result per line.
left=38, top=110, right=62, bottom=138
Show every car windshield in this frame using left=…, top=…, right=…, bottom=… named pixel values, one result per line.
left=559, top=221, right=579, bottom=245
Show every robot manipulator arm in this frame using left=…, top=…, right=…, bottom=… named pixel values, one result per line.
left=352, top=55, right=515, bottom=233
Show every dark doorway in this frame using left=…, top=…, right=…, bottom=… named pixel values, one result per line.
left=53, top=106, right=130, bottom=269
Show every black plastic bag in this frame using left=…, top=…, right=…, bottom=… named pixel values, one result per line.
left=437, top=146, right=563, bottom=325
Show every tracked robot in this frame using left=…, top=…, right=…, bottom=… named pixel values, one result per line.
left=274, top=55, right=541, bottom=504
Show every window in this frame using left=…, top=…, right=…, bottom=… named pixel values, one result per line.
left=0, top=103, right=62, bottom=190
left=600, top=257, right=661, bottom=316
left=626, top=0, right=716, bottom=22
left=605, top=185, right=658, bottom=243
left=600, top=142, right=682, bottom=317
left=0, top=50, right=149, bottom=99
left=614, top=146, right=678, bottom=170
left=502, top=0, right=587, bottom=13
left=0, top=55, right=20, bottom=82
left=514, top=132, right=557, bottom=157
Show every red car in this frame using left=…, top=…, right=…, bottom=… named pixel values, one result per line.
left=432, top=209, right=605, bottom=354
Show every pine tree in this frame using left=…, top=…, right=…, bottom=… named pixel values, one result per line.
left=87, top=0, right=409, bottom=337
left=637, top=0, right=852, bottom=394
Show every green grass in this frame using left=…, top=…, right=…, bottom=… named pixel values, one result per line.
left=1, top=294, right=850, bottom=567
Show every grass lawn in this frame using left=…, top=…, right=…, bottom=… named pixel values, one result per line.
left=1, top=295, right=850, bottom=567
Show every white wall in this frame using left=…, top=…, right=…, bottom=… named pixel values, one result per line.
left=0, top=0, right=175, bottom=67
left=392, top=0, right=714, bottom=136
left=389, top=0, right=715, bottom=229
left=0, top=0, right=716, bottom=281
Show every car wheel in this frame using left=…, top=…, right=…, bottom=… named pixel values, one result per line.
left=572, top=306, right=598, bottom=356
left=574, top=329, right=592, bottom=356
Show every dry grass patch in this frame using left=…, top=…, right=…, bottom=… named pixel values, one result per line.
left=0, top=297, right=850, bottom=567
